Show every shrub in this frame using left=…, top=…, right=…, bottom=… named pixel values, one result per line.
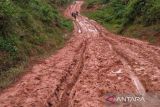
left=0, top=37, right=17, bottom=53
left=143, top=0, right=160, bottom=25
left=0, top=0, right=73, bottom=74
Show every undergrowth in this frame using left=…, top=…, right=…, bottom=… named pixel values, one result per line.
left=0, top=0, right=73, bottom=89
left=84, top=0, right=160, bottom=43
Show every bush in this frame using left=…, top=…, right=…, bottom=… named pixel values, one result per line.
left=0, top=37, right=17, bottom=53
left=50, top=0, right=73, bottom=6
left=85, top=0, right=100, bottom=8
left=0, top=0, right=16, bottom=37
left=143, top=0, right=160, bottom=25
left=0, top=0, right=73, bottom=89
left=0, top=0, right=73, bottom=73
left=85, top=0, right=160, bottom=32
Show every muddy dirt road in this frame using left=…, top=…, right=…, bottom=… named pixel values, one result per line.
left=0, top=1, right=160, bottom=107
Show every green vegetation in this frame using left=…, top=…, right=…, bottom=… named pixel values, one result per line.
left=50, top=0, right=74, bottom=7
left=0, top=0, right=73, bottom=89
left=84, top=0, right=160, bottom=43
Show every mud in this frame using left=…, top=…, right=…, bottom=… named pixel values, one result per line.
left=0, top=1, right=160, bottom=107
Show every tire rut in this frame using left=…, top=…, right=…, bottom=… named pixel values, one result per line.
left=89, top=19, right=160, bottom=92
left=47, top=40, right=87, bottom=107
left=86, top=18, right=160, bottom=107
left=58, top=41, right=87, bottom=107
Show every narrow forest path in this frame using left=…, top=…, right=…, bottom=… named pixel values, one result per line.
left=0, top=1, right=160, bottom=107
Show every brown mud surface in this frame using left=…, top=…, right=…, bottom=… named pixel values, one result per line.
left=0, top=1, right=160, bottom=107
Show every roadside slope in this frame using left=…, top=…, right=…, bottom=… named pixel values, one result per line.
left=0, top=0, right=73, bottom=89
left=83, top=0, right=160, bottom=45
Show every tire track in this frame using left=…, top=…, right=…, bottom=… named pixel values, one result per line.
left=46, top=40, right=86, bottom=107
left=57, top=41, right=87, bottom=107
left=82, top=18, right=145, bottom=94
left=88, top=19, right=160, bottom=92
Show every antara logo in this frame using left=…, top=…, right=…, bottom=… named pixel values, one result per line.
left=105, top=94, right=145, bottom=104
